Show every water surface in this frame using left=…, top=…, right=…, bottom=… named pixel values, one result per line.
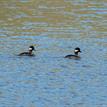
left=0, top=0, right=107, bottom=107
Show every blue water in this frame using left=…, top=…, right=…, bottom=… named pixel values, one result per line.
left=0, top=35, right=107, bottom=107
left=0, top=0, right=107, bottom=107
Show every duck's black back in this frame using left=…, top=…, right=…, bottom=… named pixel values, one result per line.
left=64, top=54, right=80, bottom=59
left=18, top=52, right=34, bottom=56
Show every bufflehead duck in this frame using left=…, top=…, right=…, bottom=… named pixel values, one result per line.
left=64, top=47, right=81, bottom=59
left=19, top=46, right=35, bottom=56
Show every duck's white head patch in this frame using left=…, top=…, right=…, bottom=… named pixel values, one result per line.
left=29, top=48, right=32, bottom=51
left=74, top=49, right=79, bottom=52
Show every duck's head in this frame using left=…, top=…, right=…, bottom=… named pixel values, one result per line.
left=29, top=46, right=35, bottom=51
left=74, top=47, right=81, bottom=55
